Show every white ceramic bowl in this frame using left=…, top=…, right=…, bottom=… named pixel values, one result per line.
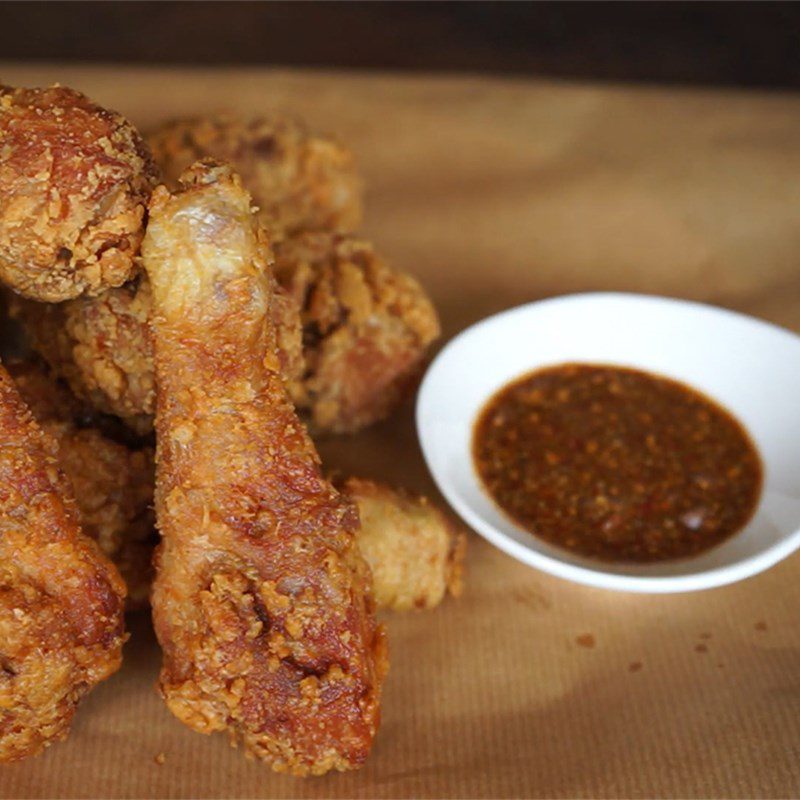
left=416, top=293, right=800, bottom=593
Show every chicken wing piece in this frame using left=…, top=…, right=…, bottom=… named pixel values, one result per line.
left=275, top=232, right=440, bottom=434
left=342, top=478, right=466, bottom=612
left=148, top=114, right=363, bottom=238
left=0, top=360, right=126, bottom=762
left=7, top=359, right=155, bottom=608
left=0, top=85, right=158, bottom=301
left=143, top=161, right=386, bottom=776
left=11, top=230, right=439, bottom=435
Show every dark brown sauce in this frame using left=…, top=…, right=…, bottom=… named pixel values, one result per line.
left=472, top=363, right=762, bottom=563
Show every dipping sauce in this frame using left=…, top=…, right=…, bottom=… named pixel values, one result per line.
left=472, top=364, right=762, bottom=563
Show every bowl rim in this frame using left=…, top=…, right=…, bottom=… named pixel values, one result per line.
left=416, top=291, right=800, bottom=593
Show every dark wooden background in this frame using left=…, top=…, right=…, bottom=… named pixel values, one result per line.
left=1, top=2, right=799, bottom=90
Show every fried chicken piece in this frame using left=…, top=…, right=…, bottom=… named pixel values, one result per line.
left=0, top=85, right=158, bottom=302
left=11, top=232, right=439, bottom=434
left=8, top=274, right=303, bottom=434
left=0, top=360, right=126, bottom=762
left=143, top=161, right=386, bottom=776
left=276, top=232, right=440, bottom=433
left=342, top=478, right=466, bottom=611
left=148, top=114, right=363, bottom=238
left=6, top=359, right=155, bottom=608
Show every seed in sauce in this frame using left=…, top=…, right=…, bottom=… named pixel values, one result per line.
left=472, top=363, right=762, bottom=563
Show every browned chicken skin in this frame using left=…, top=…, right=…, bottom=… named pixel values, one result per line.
left=0, top=85, right=157, bottom=301
left=6, top=359, right=155, bottom=607
left=143, top=161, right=386, bottom=775
left=148, top=114, right=363, bottom=238
left=0, top=360, right=126, bottom=762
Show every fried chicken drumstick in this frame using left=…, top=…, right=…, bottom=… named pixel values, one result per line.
left=143, top=161, right=386, bottom=775
left=0, top=85, right=157, bottom=301
left=0, top=360, right=126, bottom=762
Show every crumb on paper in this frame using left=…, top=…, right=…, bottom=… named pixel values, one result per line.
left=694, top=643, right=708, bottom=654
left=755, top=620, right=768, bottom=632
left=154, top=752, right=166, bottom=765
left=575, top=633, right=595, bottom=649
left=511, top=587, right=552, bottom=611
left=628, top=661, right=643, bottom=673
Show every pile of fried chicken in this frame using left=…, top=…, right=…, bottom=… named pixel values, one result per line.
left=0, top=84, right=465, bottom=775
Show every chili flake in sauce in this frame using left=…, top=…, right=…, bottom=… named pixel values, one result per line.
left=472, top=364, right=762, bottom=563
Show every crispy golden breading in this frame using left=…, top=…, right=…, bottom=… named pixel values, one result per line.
left=0, top=360, right=126, bottom=762
left=54, top=432, right=154, bottom=608
left=275, top=232, right=440, bottom=433
left=6, top=360, right=155, bottom=608
left=12, top=232, right=439, bottom=434
left=143, top=161, right=386, bottom=776
left=148, top=115, right=363, bottom=238
left=8, top=279, right=156, bottom=433
left=0, top=85, right=157, bottom=301
left=343, top=478, right=465, bottom=611
left=8, top=275, right=303, bottom=434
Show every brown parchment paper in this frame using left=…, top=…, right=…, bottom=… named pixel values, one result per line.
left=0, top=65, right=799, bottom=800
